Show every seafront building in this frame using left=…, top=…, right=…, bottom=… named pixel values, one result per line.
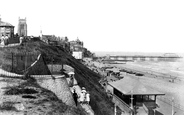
left=108, top=76, right=165, bottom=114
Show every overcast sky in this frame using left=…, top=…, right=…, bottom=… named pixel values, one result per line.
left=0, top=0, right=184, bottom=53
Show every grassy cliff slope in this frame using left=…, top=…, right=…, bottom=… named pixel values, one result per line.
left=0, top=40, right=114, bottom=115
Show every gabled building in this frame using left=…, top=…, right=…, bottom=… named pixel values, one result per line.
left=0, top=17, right=14, bottom=38
left=69, top=39, right=83, bottom=52
left=41, top=35, right=54, bottom=44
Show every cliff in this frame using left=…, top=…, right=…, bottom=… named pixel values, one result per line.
left=0, top=39, right=114, bottom=115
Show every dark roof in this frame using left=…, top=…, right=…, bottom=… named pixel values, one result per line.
left=109, top=76, right=165, bottom=95
left=0, top=21, right=14, bottom=27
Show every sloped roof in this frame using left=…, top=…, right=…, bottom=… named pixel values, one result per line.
left=105, top=68, right=120, bottom=73
left=109, top=76, right=165, bottom=95
left=0, top=21, right=14, bottom=27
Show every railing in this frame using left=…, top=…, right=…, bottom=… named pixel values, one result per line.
left=112, top=94, right=132, bottom=114
left=143, top=103, right=149, bottom=114
left=157, top=96, right=184, bottom=111
left=0, top=68, right=23, bottom=78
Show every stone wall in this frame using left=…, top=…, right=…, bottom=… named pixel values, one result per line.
left=27, top=55, right=75, bottom=106
left=35, top=75, right=75, bottom=107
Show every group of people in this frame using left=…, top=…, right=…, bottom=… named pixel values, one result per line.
left=0, top=35, right=9, bottom=45
left=72, top=87, right=90, bottom=106
left=67, top=71, right=90, bottom=106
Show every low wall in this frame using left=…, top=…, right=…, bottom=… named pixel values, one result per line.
left=27, top=55, right=75, bottom=106
left=34, top=75, right=75, bottom=107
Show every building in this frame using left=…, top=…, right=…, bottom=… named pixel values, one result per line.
left=17, top=17, right=27, bottom=36
left=69, top=39, right=83, bottom=52
left=72, top=51, right=83, bottom=60
left=0, top=17, right=14, bottom=38
left=41, top=35, right=53, bottom=44
left=108, top=76, right=165, bottom=114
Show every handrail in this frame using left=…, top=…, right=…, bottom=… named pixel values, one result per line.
left=113, top=94, right=132, bottom=112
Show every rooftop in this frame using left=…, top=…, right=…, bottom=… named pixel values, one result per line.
left=109, top=76, right=165, bottom=95
left=0, top=21, right=14, bottom=27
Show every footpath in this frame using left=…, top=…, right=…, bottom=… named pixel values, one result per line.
left=66, top=76, right=94, bottom=115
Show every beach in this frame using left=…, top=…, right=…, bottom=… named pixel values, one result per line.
left=113, top=61, right=184, bottom=109
left=83, top=58, right=184, bottom=113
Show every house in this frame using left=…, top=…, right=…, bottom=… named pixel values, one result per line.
left=0, top=17, right=14, bottom=38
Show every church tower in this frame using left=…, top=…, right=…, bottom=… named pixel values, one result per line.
left=17, top=17, right=27, bottom=36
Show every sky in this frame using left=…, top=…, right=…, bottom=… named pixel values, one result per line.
left=0, top=0, right=184, bottom=53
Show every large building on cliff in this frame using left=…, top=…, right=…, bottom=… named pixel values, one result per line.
left=69, top=39, right=83, bottom=52
left=17, top=17, right=27, bottom=36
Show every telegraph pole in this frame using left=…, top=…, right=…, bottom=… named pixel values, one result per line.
left=51, top=56, right=53, bottom=73
left=11, top=52, right=14, bottom=72
left=114, top=103, right=117, bottom=115
left=130, top=90, right=134, bottom=115
left=25, top=40, right=27, bottom=72
left=172, top=97, right=174, bottom=115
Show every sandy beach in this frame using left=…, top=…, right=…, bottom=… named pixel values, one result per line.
left=112, top=61, right=184, bottom=108
left=83, top=58, right=184, bottom=113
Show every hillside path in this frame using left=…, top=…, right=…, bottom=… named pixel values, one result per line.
left=67, top=77, right=95, bottom=115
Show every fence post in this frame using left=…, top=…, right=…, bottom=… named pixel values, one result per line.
left=172, top=97, right=174, bottom=115
left=11, top=52, right=14, bottom=72
left=114, top=103, right=117, bottom=115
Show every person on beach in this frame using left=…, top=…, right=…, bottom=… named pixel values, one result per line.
left=72, top=88, right=78, bottom=106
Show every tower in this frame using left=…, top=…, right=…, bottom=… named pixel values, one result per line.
left=18, top=17, right=27, bottom=36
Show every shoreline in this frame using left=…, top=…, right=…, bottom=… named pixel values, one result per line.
left=83, top=58, right=184, bottom=112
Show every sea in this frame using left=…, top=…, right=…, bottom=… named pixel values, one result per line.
left=94, top=51, right=184, bottom=109
left=95, top=51, right=184, bottom=79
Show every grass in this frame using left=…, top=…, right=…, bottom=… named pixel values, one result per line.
left=1, top=76, right=87, bottom=115
left=0, top=102, right=17, bottom=111
left=0, top=40, right=114, bottom=115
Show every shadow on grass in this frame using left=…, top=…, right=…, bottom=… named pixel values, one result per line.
left=0, top=102, right=17, bottom=112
